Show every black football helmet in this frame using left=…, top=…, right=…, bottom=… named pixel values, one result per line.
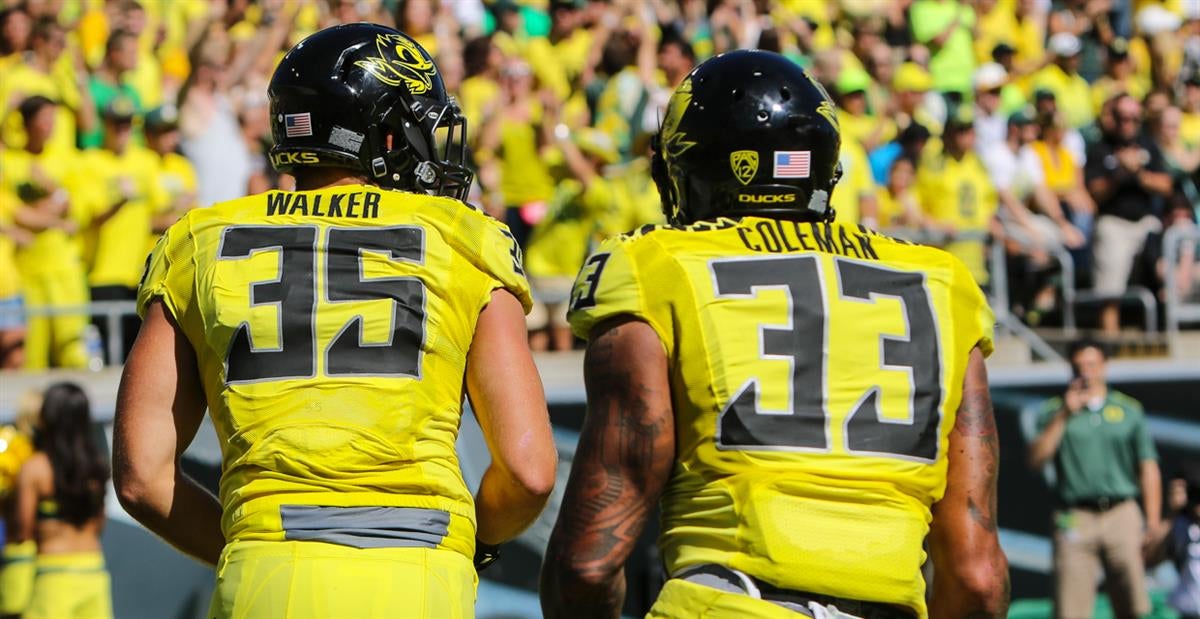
left=651, top=50, right=842, bottom=225
left=268, top=23, right=472, bottom=199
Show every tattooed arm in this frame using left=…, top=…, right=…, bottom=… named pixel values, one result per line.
left=929, top=346, right=1010, bottom=619
left=540, top=317, right=675, bottom=619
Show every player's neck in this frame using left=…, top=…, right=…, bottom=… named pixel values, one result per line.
left=293, top=169, right=369, bottom=191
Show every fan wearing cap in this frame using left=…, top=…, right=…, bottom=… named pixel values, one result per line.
left=1031, top=33, right=1094, bottom=130
left=916, top=106, right=998, bottom=284
left=76, top=96, right=157, bottom=364
left=974, top=62, right=1015, bottom=155
left=525, top=118, right=620, bottom=352
left=1090, top=38, right=1148, bottom=117
left=81, top=28, right=143, bottom=149
left=143, top=105, right=197, bottom=239
left=836, top=66, right=896, bottom=152
left=892, top=62, right=944, bottom=136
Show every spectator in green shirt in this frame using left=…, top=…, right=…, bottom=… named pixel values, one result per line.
left=910, top=0, right=976, bottom=101
left=81, top=29, right=141, bottom=149
left=1028, top=339, right=1162, bottom=619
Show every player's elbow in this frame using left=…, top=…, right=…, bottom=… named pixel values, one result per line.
left=114, top=470, right=153, bottom=518
left=113, top=459, right=168, bottom=522
left=509, top=452, right=557, bottom=501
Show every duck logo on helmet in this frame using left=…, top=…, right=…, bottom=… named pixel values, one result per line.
left=730, top=150, right=759, bottom=186
left=355, top=33, right=437, bottom=95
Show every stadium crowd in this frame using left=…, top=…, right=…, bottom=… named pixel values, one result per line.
left=0, top=0, right=1198, bottom=369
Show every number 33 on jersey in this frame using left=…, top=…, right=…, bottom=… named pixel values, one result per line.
left=566, top=217, right=995, bottom=614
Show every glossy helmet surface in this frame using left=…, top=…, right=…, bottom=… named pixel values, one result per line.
left=652, top=50, right=842, bottom=225
left=268, top=23, right=472, bottom=199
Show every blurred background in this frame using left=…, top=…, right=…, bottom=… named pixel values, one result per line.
left=0, top=0, right=1197, bottom=617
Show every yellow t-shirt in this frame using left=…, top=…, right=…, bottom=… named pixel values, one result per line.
left=1030, top=65, right=1094, bottom=129
left=524, top=29, right=592, bottom=101
left=0, top=56, right=83, bottom=152
left=604, top=158, right=664, bottom=237
left=837, top=111, right=897, bottom=151
left=0, top=147, right=86, bottom=275
left=0, top=187, right=21, bottom=299
left=1182, top=111, right=1200, bottom=148
left=1090, top=76, right=1148, bottom=117
left=76, top=146, right=159, bottom=288
left=1028, top=141, right=1078, bottom=195
left=497, top=109, right=555, bottom=207
left=458, top=76, right=499, bottom=141
left=137, top=185, right=531, bottom=560
left=974, top=0, right=1019, bottom=64
left=567, top=218, right=995, bottom=619
left=525, top=177, right=615, bottom=279
left=831, top=137, right=876, bottom=226
left=917, top=148, right=997, bottom=283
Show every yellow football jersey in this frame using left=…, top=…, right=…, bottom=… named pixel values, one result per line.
left=568, top=217, right=994, bottom=618
left=138, top=185, right=531, bottom=560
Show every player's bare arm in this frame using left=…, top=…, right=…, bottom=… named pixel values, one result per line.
left=113, top=300, right=224, bottom=566
left=466, top=288, right=557, bottom=545
left=929, top=346, right=1010, bottom=619
left=540, top=317, right=674, bottom=619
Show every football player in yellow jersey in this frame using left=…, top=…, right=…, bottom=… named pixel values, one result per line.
left=112, top=24, right=556, bottom=619
left=542, top=51, right=1009, bottom=619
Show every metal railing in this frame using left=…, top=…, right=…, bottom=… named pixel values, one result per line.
left=1164, top=225, right=1200, bottom=355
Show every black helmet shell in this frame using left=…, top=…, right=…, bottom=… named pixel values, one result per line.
left=652, top=50, right=842, bottom=225
left=268, top=23, right=472, bottom=199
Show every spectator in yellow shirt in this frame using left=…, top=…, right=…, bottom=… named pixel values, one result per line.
left=78, top=98, right=157, bottom=364
left=142, top=105, right=197, bottom=236
left=1090, top=38, right=1148, bottom=118
left=892, top=62, right=944, bottom=136
left=0, top=96, right=90, bottom=370
left=918, top=109, right=999, bottom=284
left=0, top=187, right=29, bottom=369
left=525, top=125, right=618, bottom=352
left=836, top=67, right=896, bottom=153
left=0, top=18, right=95, bottom=152
left=1031, top=33, right=1095, bottom=130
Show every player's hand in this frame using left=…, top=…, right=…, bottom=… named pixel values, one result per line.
left=1063, top=378, right=1086, bottom=415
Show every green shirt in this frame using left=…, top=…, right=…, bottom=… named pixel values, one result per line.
left=910, top=0, right=976, bottom=94
left=1037, top=390, right=1157, bottom=505
left=82, top=77, right=142, bottom=149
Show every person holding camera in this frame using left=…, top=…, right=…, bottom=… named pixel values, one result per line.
left=1028, top=338, right=1162, bottom=619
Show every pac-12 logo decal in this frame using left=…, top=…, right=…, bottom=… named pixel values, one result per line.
left=730, top=150, right=759, bottom=186
left=355, top=33, right=437, bottom=95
